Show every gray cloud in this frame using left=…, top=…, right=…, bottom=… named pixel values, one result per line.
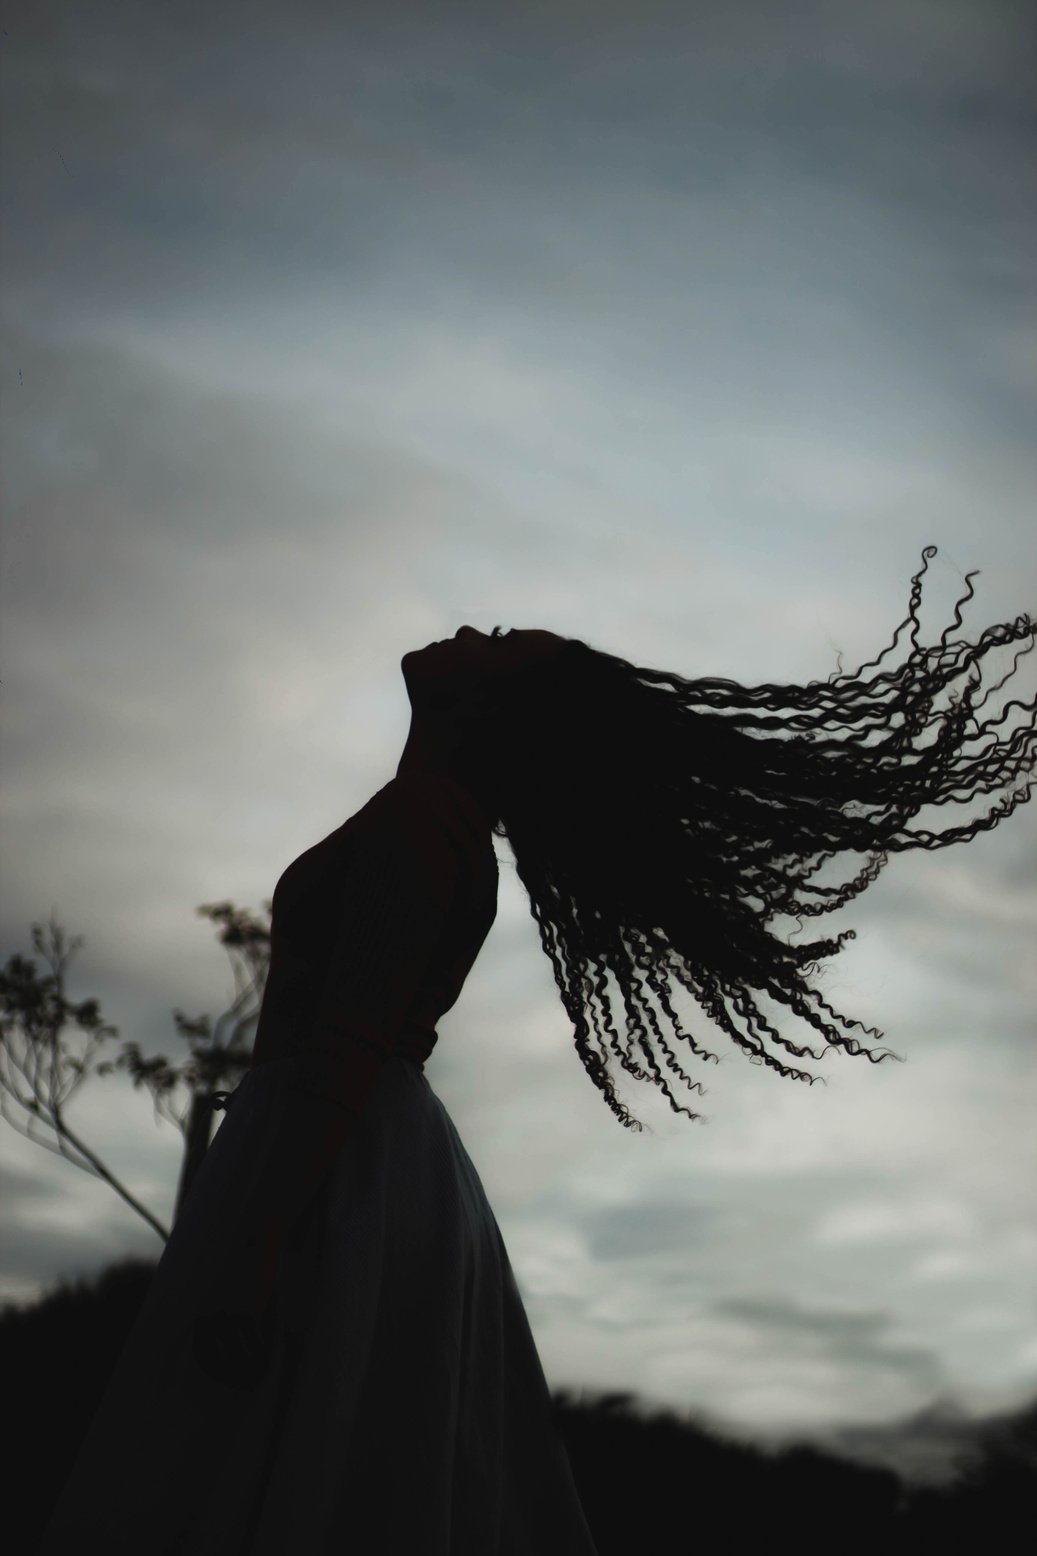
left=715, top=1294, right=946, bottom=1394
left=584, top=1198, right=719, bottom=1261
left=1, top=0, right=1034, bottom=1451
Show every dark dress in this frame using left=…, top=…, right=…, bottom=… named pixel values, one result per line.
left=36, top=771, right=599, bottom=1554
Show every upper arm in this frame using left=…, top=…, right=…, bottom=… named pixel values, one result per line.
left=312, top=780, right=463, bottom=1052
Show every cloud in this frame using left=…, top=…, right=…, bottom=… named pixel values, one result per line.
left=715, top=1293, right=945, bottom=1395
left=1, top=0, right=1034, bottom=1449
left=811, top=1194, right=979, bottom=1247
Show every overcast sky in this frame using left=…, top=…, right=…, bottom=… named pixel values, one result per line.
left=2, top=0, right=1035, bottom=1480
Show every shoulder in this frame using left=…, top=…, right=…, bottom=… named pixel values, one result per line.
left=368, top=771, right=455, bottom=817
left=375, top=773, right=495, bottom=873
left=380, top=771, right=482, bottom=822
left=359, top=772, right=470, bottom=847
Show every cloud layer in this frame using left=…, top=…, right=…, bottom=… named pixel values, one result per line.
left=2, top=0, right=1034, bottom=1475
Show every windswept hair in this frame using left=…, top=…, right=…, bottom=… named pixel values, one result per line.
left=470, top=547, right=1036, bottom=1131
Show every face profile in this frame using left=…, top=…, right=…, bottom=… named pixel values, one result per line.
left=396, top=625, right=570, bottom=823
left=402, top=625, right=566, bottom=686
left=400, top=626, right=567, bottom=722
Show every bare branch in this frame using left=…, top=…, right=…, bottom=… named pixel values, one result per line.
left=0, top=899, right=274, bottom=1242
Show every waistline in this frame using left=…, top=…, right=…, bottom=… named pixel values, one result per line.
left=214, top=1043, right=430, bottom=1112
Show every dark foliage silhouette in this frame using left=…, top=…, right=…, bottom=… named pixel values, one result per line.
left=5, top=1259, right=1033, bottom=1554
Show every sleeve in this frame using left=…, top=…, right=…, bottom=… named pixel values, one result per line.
left=310, top=775, right=461, bottom=1075
left=247, top=778, right=463, bottom=1243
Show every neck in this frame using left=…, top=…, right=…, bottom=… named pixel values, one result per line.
left=395, top=716, right=496, bottom=829
left=395, top=712, right=456, bottom=781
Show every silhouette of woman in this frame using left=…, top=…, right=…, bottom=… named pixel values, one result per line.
left=36, top=553, right=1036, bottom=1551
left=37, top=623, right=600, bottom=1554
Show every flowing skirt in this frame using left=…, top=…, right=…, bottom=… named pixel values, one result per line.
left=36, top=1053, right=598, bottom=1555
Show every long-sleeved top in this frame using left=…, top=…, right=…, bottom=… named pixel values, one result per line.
left=240, top=769, right=499, bottom=1241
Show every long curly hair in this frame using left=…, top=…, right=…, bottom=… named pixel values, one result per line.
left=461, top=546, right=1036, bottom=1132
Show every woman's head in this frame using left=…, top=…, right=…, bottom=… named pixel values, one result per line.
left=434, top=550, right=1035, bottom=1134
left=401, top=624, right=566, bottom=717
left=398, top=625, right=569, bottom=824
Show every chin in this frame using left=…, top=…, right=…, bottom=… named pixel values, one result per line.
left=401, top=644, right=437, bottom=677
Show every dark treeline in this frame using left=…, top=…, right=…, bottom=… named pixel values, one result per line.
left=5, top=1258, right=1034, bottom=1553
